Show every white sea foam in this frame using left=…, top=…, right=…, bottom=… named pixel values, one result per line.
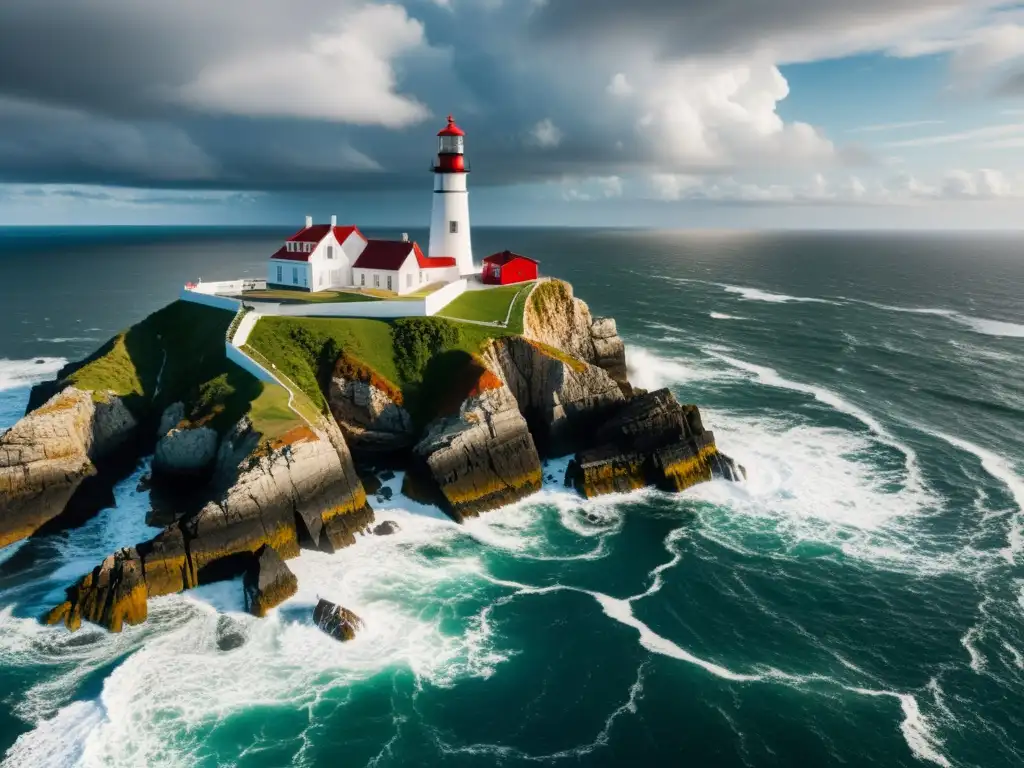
left=922, top=429, right=1024, bottom=562
left=710, top=312, right=745, bottom=320
left=845, top=298, right=1024, bottom=339
left=34, top=337, right=100, bottom=344
left=719, top=283, right=836, bottom=305
left=952, top=315, right=1024, bottom=338
left=847, top=687, right=952, bottom=768
left=702, top=350, right=925, bottom=494
left=686, top=410, right=950, bottom=572
left=626, top=345, right=736, bottom=391
left=0, top=357, right=66, bottom=392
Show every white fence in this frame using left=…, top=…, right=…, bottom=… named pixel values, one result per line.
left=182, top=277, right=469, bottom=319
left=225, top=344, right=277, bottom=384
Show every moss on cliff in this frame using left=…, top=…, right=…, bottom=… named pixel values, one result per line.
left=53, top=300, right=303, bottom=443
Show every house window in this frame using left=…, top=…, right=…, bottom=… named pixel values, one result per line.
left=276, top=265, right=282, bottom=282
left=387, top=275, right=392, bottom=291
left=374, top=274, right=379, bottom=288
left=361, top=273, right=365, bottom=286
left=406, top=273, right=412, bottom=288
left=318, top=273, right=323, bottom=287
left=327, top=246, right=334, bottom=260
left=302, top=271, right=308, bottom=287
left=449, top=220, right=458, bottom=234
left=292, top=267, right=298, bottom=285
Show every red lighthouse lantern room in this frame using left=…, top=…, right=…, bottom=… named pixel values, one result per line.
left=434, top=115, right=467, bottom=173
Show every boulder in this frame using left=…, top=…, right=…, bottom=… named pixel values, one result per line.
left=413, top=384, right=542, bottom=521
left=313, top=598, right=363, bottom=642
left=372, top=520, right=400, bottom=536
left=485, top=337, right=623, bottom=456
left=153, top=425, right=219, bottom=477
left=565, top=389, right=743, bottom=499
left=43, top=547, right=147, bottom=632
left=216, top=615, right=249, bottom=651
left=0, top=388, right=137, bottom=548
left=243, top=545, right=298, bottom=617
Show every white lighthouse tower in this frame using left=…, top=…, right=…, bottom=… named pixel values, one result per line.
left=428, top=115, right=474, bottom=276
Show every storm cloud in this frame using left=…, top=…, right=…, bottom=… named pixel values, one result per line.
left=0, top=0, right=1019, bottom=197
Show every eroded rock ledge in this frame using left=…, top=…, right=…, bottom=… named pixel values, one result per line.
left=0, top=387, right=137, bottom=548
left=566, top=389, right=743, bottom=498
left=44, top=417, right=372, bottom=632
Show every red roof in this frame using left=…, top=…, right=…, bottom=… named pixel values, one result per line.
left=483, top=250, right=539, bottom=266
left=438, top=114, right=465, bottom=137
left=414, top=243, right=456, bottom=268
left=352, top=240, right=456, bottom=271
left=271, top=225, right=365, bottom=262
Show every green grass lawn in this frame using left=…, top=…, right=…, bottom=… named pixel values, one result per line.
left=438, top=282, right=534, bottom=326
left=241, top=288, right=381, bottom=304
left=61, top=300, right=305, bottom=441
left=247, top=314, right=517, bottom=425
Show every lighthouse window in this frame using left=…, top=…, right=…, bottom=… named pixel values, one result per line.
left=360, top=274, right=365, bottom=286
left=387, top=275, right=392, bottom=291
left=439, top=136, right=464, bottom=154
left=276, top=265, right=282, bottom=282
left=292, top=267, right=298, bottom=285
left=374, top=275, right=380, bottom=288
left=449, top=220, right=459, bottom=234
left=327, top=246, right=334, bottom=260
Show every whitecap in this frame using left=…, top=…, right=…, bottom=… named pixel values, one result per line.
left=702, top=349, right=925, bottom=493
left=951, top=315, right=1024, bottom=339
left=719, top=283, right=836, bottom=305
left=846, top=687, right=952, bottom=768
left=626, top=345, right=736, bottom=391
left=709, top=312, right=745, bottom=320
left=0, top=357, right=66, bottom=392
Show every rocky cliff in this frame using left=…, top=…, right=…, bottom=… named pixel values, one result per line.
left=484, top=336, right=624, bottom=456
left=7, top=277, right=743, bottom=635
left=523, top=280, right=629, bottom=393
left=0, top=387, right=137, bottom=548
left=411, top=382, right=542, bottom=521
left=44, top=416, right=373, bottom=632
left=565, top=388, right=743, bottom=498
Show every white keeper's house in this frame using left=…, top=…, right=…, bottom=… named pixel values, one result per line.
left=267, top=114, right=477, bottom=296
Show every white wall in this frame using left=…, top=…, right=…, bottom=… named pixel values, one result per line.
left=429, top=172, right=474, bottom=276
left=424, top=278, right=468, bottom=314
left=180, top=288, right=242, bottom=312
left=226, top=345, right=278, bottom=383
left=269, top=260, right=310, bottom=290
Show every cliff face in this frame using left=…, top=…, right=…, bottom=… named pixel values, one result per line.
left=328, top=376, right=415, bottom=457
left=412, top=383, right=542, bottom=521
left=566, top=388, right=743, bottom=498
left=0, top=387, right=136, bottom=548
left=523, top=280, right=629, bottom=393
left=45, top=416, right=373, bottom=632
left=484, top=336, right=624, bottom=456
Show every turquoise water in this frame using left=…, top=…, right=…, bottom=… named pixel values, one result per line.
left=1, top=228, right=1023, bottom=767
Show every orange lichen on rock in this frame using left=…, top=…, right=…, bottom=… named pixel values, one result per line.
left=268, top=425, right=317, bottom=451
left=334, top=353, right=404, bottom=406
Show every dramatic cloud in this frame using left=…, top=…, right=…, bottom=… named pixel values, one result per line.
left=177, top=4, right=431, bottom=126
left=0, top=0, right=1020, bottom=217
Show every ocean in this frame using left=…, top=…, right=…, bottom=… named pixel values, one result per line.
left=0, top=227, right=1022, bottom=767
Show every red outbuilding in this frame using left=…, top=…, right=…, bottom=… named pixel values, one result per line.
left=481, top=251, right=539, bottom=285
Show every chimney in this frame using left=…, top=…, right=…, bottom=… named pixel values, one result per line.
left=401, top=232, right=409, bottom=242
left=305, top=215, right=313, bottom=229
left=331, top=215, right=337, bottom=227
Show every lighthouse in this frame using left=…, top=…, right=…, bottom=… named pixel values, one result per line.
left=428, top=115, right=474, bottom=276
